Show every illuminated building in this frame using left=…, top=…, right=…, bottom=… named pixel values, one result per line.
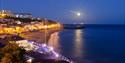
left=0, top=10, right=32, bottom=18
left=0, top=10, right=13, bottom=18
left=14, top=13, right=32, bottom=18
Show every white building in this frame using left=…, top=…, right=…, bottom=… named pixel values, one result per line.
left=0, top=10, right=32, bottom=18
left=14, top=13, right=32, bottom=18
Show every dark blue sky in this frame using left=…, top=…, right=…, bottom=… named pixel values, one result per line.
left=0, top=0, right=125, bottom=24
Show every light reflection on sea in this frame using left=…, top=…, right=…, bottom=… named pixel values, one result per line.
left=48, top=32, right=61, bottom=53
left=74, top=30, right=83, bottom=59
left=48, top=26, right=125, bottom=63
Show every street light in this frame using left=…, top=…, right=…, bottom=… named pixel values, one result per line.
left=27, top=58, right=32, bottom=63
left=44, top=25, right=48, bottom=29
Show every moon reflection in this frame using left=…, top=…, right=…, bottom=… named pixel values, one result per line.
left=74, top=29, right=83, bottom=58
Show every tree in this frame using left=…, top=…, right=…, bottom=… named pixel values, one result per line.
left=0, top=42, right=26, bottom=63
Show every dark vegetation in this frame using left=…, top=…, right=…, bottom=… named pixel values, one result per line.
left=0, top=42, right=26, bottom=63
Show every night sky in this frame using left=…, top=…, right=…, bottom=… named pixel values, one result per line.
left=0, top=0, right=125, bottom=24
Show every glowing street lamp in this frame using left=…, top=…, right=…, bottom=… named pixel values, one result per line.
left=49, top=47, right=54, bottom=51
left=27, top=58, right=32, bottom=63
left=55, top=53, right=59, bottom=57
left=44, top=25, right=48, bottom=29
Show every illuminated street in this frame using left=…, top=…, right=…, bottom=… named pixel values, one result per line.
left=1, top=0, right=125, bottom=63
left=15, top=40, right=74, bottom=63
left=0, top=10, right=62, bottom=35
left=0, top=10, right=74, bottom=63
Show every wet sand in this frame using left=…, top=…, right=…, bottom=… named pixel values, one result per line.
left=19, top=30, right=61, bottom=44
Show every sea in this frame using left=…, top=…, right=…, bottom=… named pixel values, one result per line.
left=48, top=25, right=125, bottom=63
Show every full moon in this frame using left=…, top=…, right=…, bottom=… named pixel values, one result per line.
left=76, top=12, right=81, bottom=16
left=70, top=11, right=81, bottom=17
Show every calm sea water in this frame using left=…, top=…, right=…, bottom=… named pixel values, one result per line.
left=48, top=26, right=125, bottom=63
